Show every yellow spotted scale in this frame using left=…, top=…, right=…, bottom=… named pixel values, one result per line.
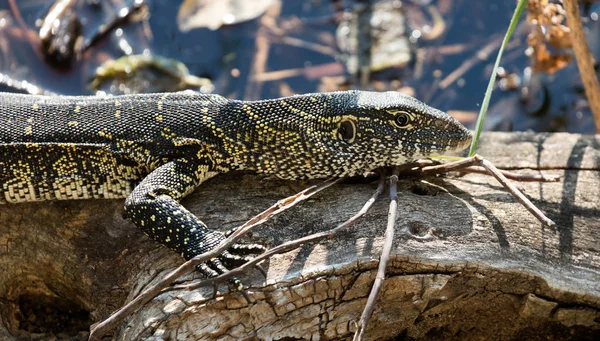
left=0, top=90, right=472, bottom=277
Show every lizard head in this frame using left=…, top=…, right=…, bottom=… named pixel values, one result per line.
left=236, top=90, right=472, bottom=179
left=321, top=90, right=473, bottom=174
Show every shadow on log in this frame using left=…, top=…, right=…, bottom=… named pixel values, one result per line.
left=0, top=132, right=599, bottom=340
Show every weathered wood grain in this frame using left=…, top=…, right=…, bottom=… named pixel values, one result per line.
left=0, top=132, right=599, bottom=340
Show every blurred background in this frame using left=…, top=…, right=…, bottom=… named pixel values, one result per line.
left=0, top=0, right=599, bottom=133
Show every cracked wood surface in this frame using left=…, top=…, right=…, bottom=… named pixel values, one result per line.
left=0, top=132, right=599, bottom=340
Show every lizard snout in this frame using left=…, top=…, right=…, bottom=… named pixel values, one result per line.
left=448, top=124, right=473, bottom=153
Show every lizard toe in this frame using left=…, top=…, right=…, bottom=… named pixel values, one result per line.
left=220, top=250, right=257, bottom=268
left=198, top=258, right=247, bottom=293
left=208, top=258, right=247, bottom=292
left=207, top=257, right=232, bottom=274
left=228, top=243, right=267, bottom=255
left=196, top=262, right=219, bottom=278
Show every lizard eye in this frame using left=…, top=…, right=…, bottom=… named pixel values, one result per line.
left=337, top=119, right=356, bottom=143
left=394, top=112, right=411, bottom=127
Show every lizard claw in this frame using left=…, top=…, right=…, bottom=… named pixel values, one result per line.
left=194, top=234, right=266, bottom=289
left=197, top=262, right=219, bottom=278
left=198, top=258, right=245, bottom=292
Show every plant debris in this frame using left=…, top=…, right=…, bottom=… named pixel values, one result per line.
left=526, top=0, right=572, bottom=73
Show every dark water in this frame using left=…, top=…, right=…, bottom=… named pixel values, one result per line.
left=0, top=0, right=598, bottom=133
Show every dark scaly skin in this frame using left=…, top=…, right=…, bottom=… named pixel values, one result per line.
left=0, top=90, right=472, bottom=276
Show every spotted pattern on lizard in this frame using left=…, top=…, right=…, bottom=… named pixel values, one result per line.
left=0, top=90, right=472, bottom=276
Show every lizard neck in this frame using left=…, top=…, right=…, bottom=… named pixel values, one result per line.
left=216, top=93, right=346, bottom=179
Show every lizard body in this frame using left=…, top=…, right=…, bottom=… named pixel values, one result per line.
left=0, top=90, right=472, bottom=275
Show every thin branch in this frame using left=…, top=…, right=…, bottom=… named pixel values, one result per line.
left=480, top=159, right=556, bottom=227
left=421, top=155, right=484, bottom=173
left=351, top=156, right=556, bottom=337
left=458, top=166, right=561, bottom=182
left=353, top=168, right=400, bottom=341
left=90, top=154, right=556, bottom=339
left=243, top=2, right=280, bottom=100
left=166, top=177, right=386, bottom=292
left=38, top=0, right=77, bottom=41
left=7, top=0, right=44, bottom=60
left=439, top=35, right=503, bottom=89
left=88, top=178, right=341, bottom=341
left=396, top=159, right=438, bottom=172
left=269, top=35, right=338, bottom=56
left=563, top=0, right=600, bottom=133
left=396, top=159, right=560, bottom=183
left=417, top=155, right=556, bottom=227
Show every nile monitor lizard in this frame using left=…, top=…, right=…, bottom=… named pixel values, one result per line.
left=0, top=90, right=472, bottom=277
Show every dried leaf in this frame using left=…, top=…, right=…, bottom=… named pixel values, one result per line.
left=526, top=0, right=573, bottom=74
left=530, top=42, right=572, bottom=74
left=547, top=25, right=572, bottom=49
left=527, top=0, right=548, bottom=25
left=177, top=0, right=277, bottom=31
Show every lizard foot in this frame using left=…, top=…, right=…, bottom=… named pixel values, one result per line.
left=198, top=257, right=246, bottom=292
left=194, top=237, right=265, bottom=286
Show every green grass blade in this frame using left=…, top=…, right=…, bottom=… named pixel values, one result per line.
left=468, top=0, right=528, bottom=156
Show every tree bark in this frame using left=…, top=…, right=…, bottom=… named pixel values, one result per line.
left=1, top=132, right=599, bottom=340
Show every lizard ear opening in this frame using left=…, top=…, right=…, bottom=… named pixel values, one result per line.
left=337, top=119, right=356, bottom=143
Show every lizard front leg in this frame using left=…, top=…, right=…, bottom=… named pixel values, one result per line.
left=123, top=158, right=257, bottom=278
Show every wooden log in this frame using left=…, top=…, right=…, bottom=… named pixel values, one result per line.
left=0, top=132, right=599, bottom=340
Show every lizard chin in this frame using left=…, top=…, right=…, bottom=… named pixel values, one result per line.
left=389, top=135, right=473, bottom=165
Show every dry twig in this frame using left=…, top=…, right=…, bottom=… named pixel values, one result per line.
left=479, top=159, right=555, bottom=227
left=90, top=154, right=557, bottom=339
left=352, top=156, right=556, bottom=338
left=458, top=165, right=560, bottom=182
left=7, top=0, right=44, bottom=60
left=439, top=35, right=503, bottom=89
left=88, top=177, right=340, bottom=341
left=353, top=168, right=400, bottom=341
left=418, top=155, right=555, bottom=227
left=563, top=0, right=600, bottom=132
left=393, top=159, right=560, bottom=182
left=167, top=177, right=386, bottom=292
left=243, top=2, right=281, bottom=100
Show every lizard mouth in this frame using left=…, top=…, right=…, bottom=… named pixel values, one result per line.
left=397, top=132, right=472, bottom=158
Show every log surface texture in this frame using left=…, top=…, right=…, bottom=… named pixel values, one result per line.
left=0, top=132, right=599, bottom=340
